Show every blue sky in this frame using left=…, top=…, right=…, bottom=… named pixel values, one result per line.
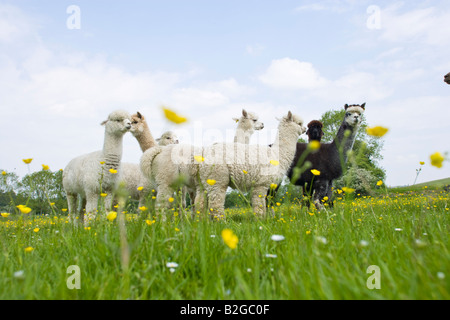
left=1, top=0, right=449, bottom=186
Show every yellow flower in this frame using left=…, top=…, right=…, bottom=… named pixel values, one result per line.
left=342, top=187, right=356, bottom=194
left=242, top=170, right=248, bottom=174
left=145, top=219, right=155, bottom=226
left=106, top=211, right=117, bottom=222
left=137, top=186, right=144, bottom=191
left=109, top=169, right=118, bottom=174
left=270, top=160, right=280, bottom=166
left=100, top=193, right=108, bottom=197
left=206, top=179, right=216, bottom=186
left=24, top=247, right=34, bottom=253
left=169, top=197, right=175, bottom=203
left=23, top=158, right=33, bottom=164
left=376, top=180, right=383, bottom=186
left=175, top=228, right=180, bottom=232
left=366, top=126, right=389, bottom=137
left=419, top=161, right=425, bottom=165
left=1, top=213, right=10, bottom=218
left=1, top=171, right=6, bottom=176
left=308, top=140, right=321, bottom=151
left=276, top=202, right=281, bottom=206
left=311, top=169, right=321, bottom=176
left=162, top=107, right=188, bottom=124
left=50, top=202, right=55, bottom=206
left=17, top=205, right=32, bottom=214
left=221, top=229, right=239, bottom=249
left=100, top=161, right=105, bottom=165
left=194, top=155, right=205, bottom=163
left=139, top=206, right=148, bottom=211
left=33, top=228, right=39, bottom=233
left=62, top=208, right=68, bottom=212
left=270, top=183, right=277, bottom=190
left=430, top=152, right=444, bottom=168
left=42, top=164, right=50, bottom=171
left=306, top=230, right=311, bottom=235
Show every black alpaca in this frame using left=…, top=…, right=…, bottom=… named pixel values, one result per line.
left=287, top=103, right=365, bottom=209
left=445, top=72, right=450, bottom=85
left=306, top=120, right=324, bottom=142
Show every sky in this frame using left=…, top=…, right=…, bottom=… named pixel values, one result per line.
left=0, top=0, right=449, bottom=187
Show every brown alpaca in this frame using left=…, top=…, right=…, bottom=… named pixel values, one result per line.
left=130, top=112, right=157, bottom=152
left=306, top=120, right=324, bottom=142
left=444, top=73, right=450, bottom=85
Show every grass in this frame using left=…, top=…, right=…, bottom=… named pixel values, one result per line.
left=1, top=187, right=449, bottom=300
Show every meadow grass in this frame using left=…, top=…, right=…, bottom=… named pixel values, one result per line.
left=0, top=189, right=449, bottom=300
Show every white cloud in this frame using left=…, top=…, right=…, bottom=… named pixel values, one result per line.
left=379, top=4, right=450, bottom=46
left=259, top=58, right=328, bottom=90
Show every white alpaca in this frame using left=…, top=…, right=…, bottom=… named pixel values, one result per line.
left=156, top=131, right=179, bottom=146
left=195, top=111, right=306, bottom=218
left=140, top=109, right=264, bottom=215
left=62, top=110, right=132, bottom=224
left=233, top=109, right=264, bottom=143
left=120, top=130, right=180, bottom=206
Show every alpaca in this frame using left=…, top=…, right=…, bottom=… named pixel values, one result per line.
left=63, top=110, right=132, bottom=224
left=120, top=111, right=178, bottom=204
left=233, top=109, right=264, bottom=143
left=306, top=120, right=324, bottom=142
left=195, top=111, right=306, bottom=218
left=287, top=103, right=365, bottom=209
left=139, top=110, right=265, bottom=215
left=130, top=112, right=157, bottom=152
left=156, top=131, right=179, bottom=145
left=445, top=72, right=450, bottom=85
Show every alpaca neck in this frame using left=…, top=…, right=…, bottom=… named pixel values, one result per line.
left=136, top=121, right=157, bottom=152
left=332, top=120, right=358, bottom=163
left=234, top=127, right=253, bottom=144
left=102, top=131, right=125, bottom=170
left=271, top=126, right=299, bottom=171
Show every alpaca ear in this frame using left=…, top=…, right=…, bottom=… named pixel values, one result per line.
left=242, top=109, right=248, bottom=118
left=344, top=104, right=349, bottom=110
left=137, top=112, right=143, bottom=119
left=360, top=103, right=366, bottom=110
left=100, top=120, right=108, bottom=126
left=287, top=111, right=293, bottom=121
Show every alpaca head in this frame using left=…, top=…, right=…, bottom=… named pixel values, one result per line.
left=156, top=131, right=179, bottom=146
left=344, top=103, right=365, bottom=128
left=444, top=72, right=450, bottom=85
left=306, top=120, right=324, bottom=142
left=130, top=112, right=147, bottom=137
left=279, top=111, right=307, bottom=136
left=233, top=109, right=264, bottom=132
left=101, top=110, right=131, bottom=135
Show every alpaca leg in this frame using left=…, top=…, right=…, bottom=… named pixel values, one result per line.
left=252, top=187, right=268, bottom=217
left=84, top=192, right=99, bottom=225
left=194, top=187, right=207, bottom=218
left=313, top=180, right=328, bottom=210
left=155, top=185, right=173, bottom=221
left=207, top=185, right=227, bottom=220
left=67, top=193, right=78, bottom=224
left=104, top=193, right=114, bottom=212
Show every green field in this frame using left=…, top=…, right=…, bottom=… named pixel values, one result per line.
left=1, top=185, right=449, bottom=300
